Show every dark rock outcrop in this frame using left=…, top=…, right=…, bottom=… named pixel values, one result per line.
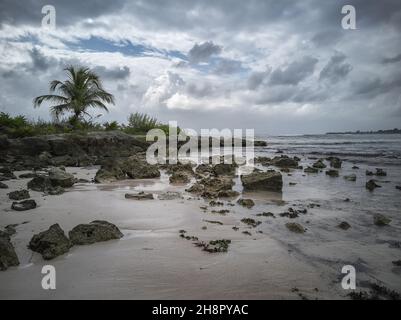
left=125, top=192, right=154, bottom=200
left=68, top=221, right=123, bottom=245
left=374, top=214, right=391, bottom=226
left=286, top=222, right=306, bottom=234
left=237, top=198, right=255, bottom=208
left=28, top=224, right=72, bottom=260
left=0, top=181, right=8, bottom=189
left=0, top=230, right=20, bottom=271
left=241, top=171, right=283, bottom=192
left=366, top=179, right=381, bottom=191
left=325, top=169, right=339, bottom=177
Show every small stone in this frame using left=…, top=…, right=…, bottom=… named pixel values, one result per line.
left=366, top=179, right=381, bottom=191
left=237, top=198, right=255, bottom=208
left=285, top=222, right=305, bottom=234
left=344, top=174, right=356, bottom=182
left=125, top=192, right=154, bottom=200
left=338, top=221, right=351, bottom=230
left=373, top=214, right=391, bottom=226
left=325, top=169, right=339, bottom=177
left=392, top=260, right=401, bottom=267
left=304, top=167, right=319, bottom=173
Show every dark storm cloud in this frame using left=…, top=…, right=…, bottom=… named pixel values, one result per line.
left=93, top=66, right=131, bottom=80
left=270, top=56, right=318, bottom=86
left=188, top=41, right=222, bottom=64
left=319, top=52, right=352, bottom=83
left=0, top=0, right=126, bottom=26
left=28, top=47, right=56, bottom=71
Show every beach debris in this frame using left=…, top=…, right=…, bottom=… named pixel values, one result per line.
left=241, top=218, right=261, bottom=228
left=8, top=189, right=30, bottom=201
left=373, top=214, right=391, bottom=226
left=286, top=222, right=306, bottom=234
left=366, top=179, right=381, bottom=191
left=237, top=198, right=255, bottom=208
left=125, top=191, right=154, bottom=200
left=0, top=230, right=20, bottom=271
left=11, top=199, right=37, bottom=211
left=28, top=224, right=72, bottom=260
left=344, top=174, right=357, bottom=182
left=241, top=171, right=283, bottom=191
left=69, top=220, right=123, bottom=245
left=325, top=169, right=339, bottom=177
left=337, top=221, right=351, bottom=230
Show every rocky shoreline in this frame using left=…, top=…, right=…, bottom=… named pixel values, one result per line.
left=1, top=132, right=401, bottom=299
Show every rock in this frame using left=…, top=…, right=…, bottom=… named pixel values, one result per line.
left=18, top=172, right=38, bottom=179
left=125, top=191, right=154, bottom=200
left=366, top=170, right=374, bottom=176
left=217, top=190, right=240, bottom=198
left=241, top=171, right=283, bottom=192
left=195, top=164, right=213, bottom=176
left=240, top=218, right=261, bottom=227
left=325, top=169, right=339, bottom=177
left=366, top=179, right=381, bottom=191
left=286, top=222, right=306, bottom=234
left=338, top=221, right=351, bottom=230
left=254, top=156, right=272, bottom=166
left=312, top=159, right=326, bottom=169
left=328, top=157, right=342, bottom=168
left=187, top=176, right=234, bottom=198
left=373, top=214, right=391, bottom=226
left=202, top=239, right=231, bottom=253
left=11, top=199, right=37, bottom=211
left=344, top=174, right=357, bottom=182
left=165, top=162, right=195, bottom=176
left=169, top=171, right=191, bottom=184
left=28, top=224, right=72, bottom=260
left=271, top=155, right=299, bottom=168
left=392, top=260, right=401, bottom=267
left=122, top=156, right=161, bottom=179
left=8, top=189, right=30, bottom=200
left=304, top=166, right=319, bottom=173
left=352, top=166, right=359, bottom=169
left=0, top=230, right=19, bottom=271
left=396, top=186, right=401, bottom=191
left=4, top=225, right=17, bottom=236
left=94, top=165, right=125, bottom=183
left=254, top=140, right=267, bottom=147
left=212, top=163, right=237, bottom=176
left=47, top=186, right=65, bottom=195
left=375, top=168, right=387, bottom=176
left=0, top=181, right=8, bottom=189
left=27, top=175, right=53, bottom=191
left=48, top=167, right=75, bottom=188
left=237, top=198, right=255, bottom=208
left=256, top=212, right=276, bottom=218
left=69, top=220, right=123, bottom=245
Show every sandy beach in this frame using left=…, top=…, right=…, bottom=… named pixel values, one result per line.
left=1, top=149, right=400, bottom=299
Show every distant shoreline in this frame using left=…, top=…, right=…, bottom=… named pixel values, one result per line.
left=326, top=129, right=401, bottom=135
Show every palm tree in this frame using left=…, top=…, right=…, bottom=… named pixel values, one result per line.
left=33, top=66, right=115, bottom=125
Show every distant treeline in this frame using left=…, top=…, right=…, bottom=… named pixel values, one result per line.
left=327, top=128, right=401, bottom=135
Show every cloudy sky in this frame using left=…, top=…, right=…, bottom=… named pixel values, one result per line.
left=0, top=0, right=400, bottom=135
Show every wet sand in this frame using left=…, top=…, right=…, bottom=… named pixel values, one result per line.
left=1, top=160, right=400, bottom=299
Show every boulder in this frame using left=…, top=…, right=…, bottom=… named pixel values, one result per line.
left=237, top=198, right=255, bottom=209
left=217, top=190, right=240, bottom=198
left=28, top=224, right=72, bottom=260
left=366, top=179, right=381, bottom=191
left=122, top=156, right=161, bottom=179
left=0, top=167, right=17, bottom=181
left=187, top=176, right=234, bottom=198
left=374, top=214, right=391, bottom=226
left=286, top=222, right=306, bottom=234
left=325, top=169, right=339, bottom=177
left=241, top=171, right=283, bottom=192
left=212, top=163, right=237, bottom=176
left=254, top=140, right=267, bottom=147
left=165, top=162, right=195, bottom=176
left=18, top=172, right=38, bottom=179
left=11, top=199, right=37, bottom=211
left=125, top=192, right=154, bottom=200
left=8, top=189, right=30, bottom=201
left=0, top=230, right=20, bottom=271
left=313, top=160, right=326, bottom=169
left=68, top=221, right=123, bottom=245
left=375, top=168, right=387, bottom=176
left=48, top=167, right=75, bottom=188
left=0, top=181, right=8, bottom=189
